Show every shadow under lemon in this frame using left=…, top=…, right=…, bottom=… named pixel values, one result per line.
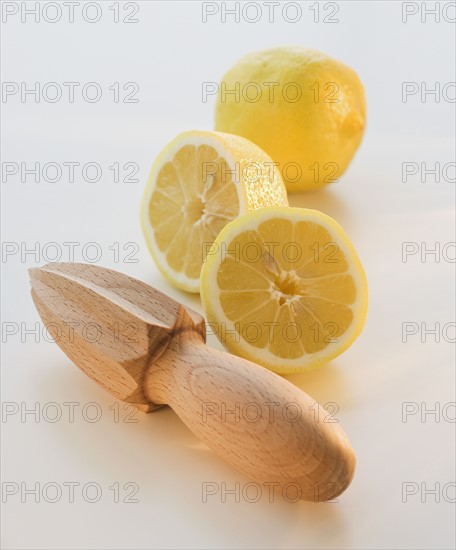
left=288, top=187, right=350, bottom=226
left=284, top=362, right=351, bottom=409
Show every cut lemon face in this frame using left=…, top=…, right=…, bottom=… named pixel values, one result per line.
left=141, top=130, right=288, bottom=292
left=200, top=207, right=368, bottom=373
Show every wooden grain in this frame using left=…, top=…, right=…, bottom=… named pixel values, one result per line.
left=30, top=262, right=356, bottom=501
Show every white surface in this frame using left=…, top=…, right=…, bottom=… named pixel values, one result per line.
left=1, top=2, right=455, bottom=549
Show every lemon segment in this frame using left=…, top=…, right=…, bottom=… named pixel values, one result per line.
left=141, top=130, right=288, bottom=292
left=201, top=207, right=368, bottom=373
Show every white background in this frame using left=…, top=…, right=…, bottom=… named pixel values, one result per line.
left=1, top=1, right=455, bottom=549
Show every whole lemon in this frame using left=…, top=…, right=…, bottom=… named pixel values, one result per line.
left=214, top=47, right=366, bottom=192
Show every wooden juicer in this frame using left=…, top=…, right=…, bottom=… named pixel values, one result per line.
left=30, top=262, right=356, bottom=502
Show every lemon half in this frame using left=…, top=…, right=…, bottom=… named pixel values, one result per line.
left=141, top=130, right=288, bottom=292
left=201, top=207, right=368, bottom=373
